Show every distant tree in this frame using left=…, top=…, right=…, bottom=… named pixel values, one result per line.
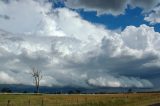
left=68, top=90, right=74, bottom=94
left=31, top=67, right=42, bottom=93
left=1, top=88, right=12, bottom=93
left=23, top=90, right=28, bottom=93
left=127, top=88, right=132, bottom=93
left=75, top=89, right=81, bottom=94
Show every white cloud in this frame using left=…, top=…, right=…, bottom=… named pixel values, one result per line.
left=53, top=8, right=108, bottom=43
left=145, top=6, right=160, bottom=24
left=88, top=76, right=153, bottom=88
left=0, top=0, right=160, bottom=88
left=0, top=0, right=65, bottom=36
left=121, top=25, right=158, bottom=51
left=0, top=71, right=17, bottom=84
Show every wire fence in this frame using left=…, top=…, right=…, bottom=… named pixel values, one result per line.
left=0, top=93, right=160, bottom=106
left=0, top=97, right=97, bottom=106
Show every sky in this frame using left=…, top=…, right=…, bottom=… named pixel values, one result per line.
left=0, top=0, right=160, bottom=89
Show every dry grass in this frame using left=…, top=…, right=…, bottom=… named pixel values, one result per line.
left=0, top=93, right=160, bottom=106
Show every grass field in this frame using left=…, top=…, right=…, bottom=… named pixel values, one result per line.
left=0, top=93, right=160, bottom=106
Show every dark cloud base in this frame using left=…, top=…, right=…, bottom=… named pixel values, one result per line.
left=65, top=0, right=160, bottom=15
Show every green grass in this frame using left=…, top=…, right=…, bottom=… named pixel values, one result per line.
left=0, top=93, right=160, bottom=106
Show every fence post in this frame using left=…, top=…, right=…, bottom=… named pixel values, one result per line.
left=77, top=98, right=79, bottom=105
left=41, top=98, right=44, bottom=106
left=7, top=100, right=10, bottom=106
left=85, top=97, right=88, bottom=106
left=28, top=99, right=30, bottom=106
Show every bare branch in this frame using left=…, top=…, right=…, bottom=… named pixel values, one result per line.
left=31, top=67, right=43, bottom=93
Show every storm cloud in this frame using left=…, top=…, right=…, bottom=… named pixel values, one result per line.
left=65, top=0, right=128, bottom=15
left=0, top=0, right=160, bottom=88
left=65, top=0, right=160, bottom=15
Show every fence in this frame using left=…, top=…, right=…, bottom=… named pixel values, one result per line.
left=0, top=97, right=93, bottom=106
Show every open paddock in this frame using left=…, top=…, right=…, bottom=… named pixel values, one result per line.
left=0, top=93, right=160, bottom=106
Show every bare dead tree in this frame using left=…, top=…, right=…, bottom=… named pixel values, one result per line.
left=31, top=67, right=42, bottom=93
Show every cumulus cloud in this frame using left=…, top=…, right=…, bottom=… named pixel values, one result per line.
left=0, top=0, right=65, bottom=36
left=121, top=25, right=159, bottom=50
left=0, top=71, right=17, bottom=84
left=53, top=8, right=107, bottom=42
left=145, top=6, right=160, bottom=24
left=65, top=0, right=160, bottom=15
left=0, top=0, right=160, bottom=88
left=87, top=76, right=153, bottom=88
